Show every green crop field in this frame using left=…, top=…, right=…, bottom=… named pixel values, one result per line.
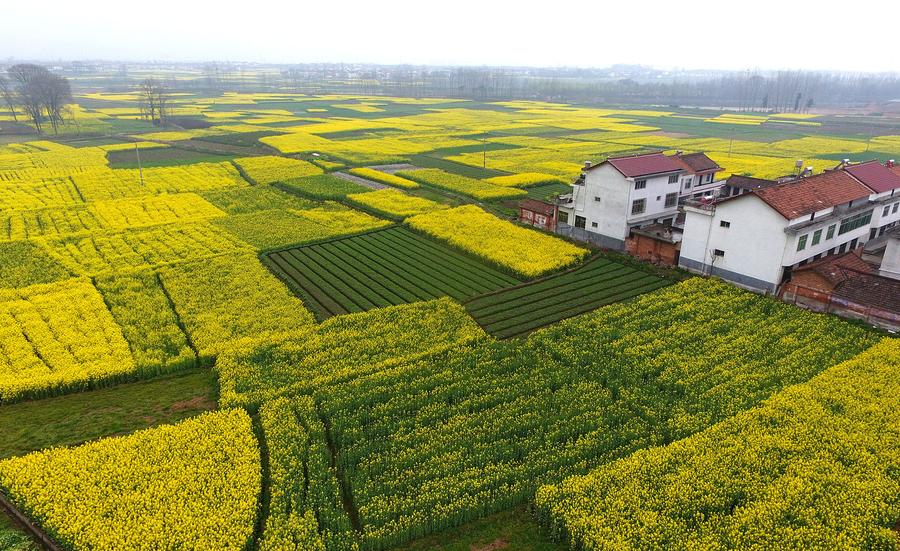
left=263, top=227, right=520, bottom=319
left=465, top=256, right=673, bottom=338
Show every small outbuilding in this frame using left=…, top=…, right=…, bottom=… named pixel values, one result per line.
left=519, top=199, right=558, bottom=231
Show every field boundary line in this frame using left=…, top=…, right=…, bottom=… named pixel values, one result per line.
left=154, top=272, right=203, bottom=367
left=462, top=253, right=605, bottom=306
left=260, top=224, right=398, bottom=256
left=0, top=490, right=63, bottom=551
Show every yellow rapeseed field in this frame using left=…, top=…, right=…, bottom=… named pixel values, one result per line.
left=0, top=409, right=261, bottom=550
left=406, top=205, right=588, bottom=277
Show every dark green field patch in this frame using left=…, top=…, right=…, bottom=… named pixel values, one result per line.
left=525, top=182, right=572, bottom=201
left=263, top=226, right=520, bottom=320
left=465, top=256, right=672, bottom=338
left=408, top=153, right=509, bottom=178
left=106, top=146, right=236, bottom=168
left=193, top=130, right=281, bottom=147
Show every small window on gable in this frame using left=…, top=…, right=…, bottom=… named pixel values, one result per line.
left=713, top=249, right=725, bottom=257
left=720, top=220, right=731, bottom=228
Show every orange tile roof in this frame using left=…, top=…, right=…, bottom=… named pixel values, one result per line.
left=752, top=170, right=871, bottom=219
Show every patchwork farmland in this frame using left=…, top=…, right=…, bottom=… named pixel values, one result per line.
left=1, top=74, right=900, bottom=551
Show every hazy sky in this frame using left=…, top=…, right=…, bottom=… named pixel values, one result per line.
left=4, top=0, right=899, bottom=72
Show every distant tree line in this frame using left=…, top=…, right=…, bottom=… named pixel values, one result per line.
left=0, top=64, right=72, bottom=133
left=258, top=66, right=900, bottom=110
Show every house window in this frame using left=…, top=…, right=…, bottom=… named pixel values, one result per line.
left=594, top=196, right=602, bottom=202
left=838, top=210, right=873, bottom=235
left=826, top=224, right=836, bottom=240
left=574, top=215, right=586, bottom=229
left=812, top=229, right=822, bottom=246
left=884, top=205, right=891, bottom=217
left=706, top=173, right=714, bottom=183
left=631, top=199, right=646, bottom=215
left=797, top=235, right=808, bottom=251
left=713, top=249, right=725, bottom=257
left=634, top=179, right=647, bottom=190
left=591, top=222, right=598, bottom=228
left=668, top=174, right=679, bottom=184
left=664, top=193, right=678, bottom=207
left=683, top=177, right=693, bottom=189
left=893, top=202, right=899, bottom=214
left=720, top=220, right=731, bottom=228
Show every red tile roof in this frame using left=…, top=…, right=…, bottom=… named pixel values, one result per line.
left=673, top=152, right=720, bottom=174
left=844, top=161, right=900, bottom=193
left=519, top=199, right=556, bottom=216
left=834, top=274, right=900, bottom=314
left=752, top=170, right=871, bottom=219
left=603, top=152, right=683, bottom=178
left=794, top=251, right=874, bottom=286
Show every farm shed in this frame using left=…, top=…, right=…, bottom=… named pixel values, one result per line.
left=518, top=199, right=558, bottom=231
left=626, top=223, right=681, bottom=266
left=780, top=250, right=900, bottom=331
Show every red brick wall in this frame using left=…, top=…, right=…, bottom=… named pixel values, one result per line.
left=787, top=271, right=836, bottom=294
left=625, top=235, right=678, bottom=266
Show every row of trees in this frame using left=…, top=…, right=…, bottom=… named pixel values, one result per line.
left=0, top=64, right=72, bottom=133
left=263, top=66, right=900, bottom=109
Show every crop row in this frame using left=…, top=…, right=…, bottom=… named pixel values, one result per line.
left=264, top=227, right=518, bottom=319
left=259, top=397, right=354, bottom=551
left=466, top=257, right=672, bottom=337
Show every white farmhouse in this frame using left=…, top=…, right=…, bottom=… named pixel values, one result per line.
left=557, top=151, right=721, bottom=249
left=679, top=161, right=900, bottom=293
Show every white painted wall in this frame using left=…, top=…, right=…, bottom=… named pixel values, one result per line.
left=680, top=196, right=789, bottom=288
left=559, top=164, right=681, bottom=241
left=872, top=194, right=900, bottom=234
left=881, top=235, right=900, bottom=280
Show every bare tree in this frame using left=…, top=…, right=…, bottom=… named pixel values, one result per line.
left=0, top=75, right=16, bottom=122
left=43, top=73, right=72, bottom=133
left=7, top=64, right=72, bottom=134
left=9, top=64, right=49, bottom=133
left=138, top=78, right=168, bottom=126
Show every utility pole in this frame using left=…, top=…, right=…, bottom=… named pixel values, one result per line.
left=135, top=143, right=144, bottom=186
